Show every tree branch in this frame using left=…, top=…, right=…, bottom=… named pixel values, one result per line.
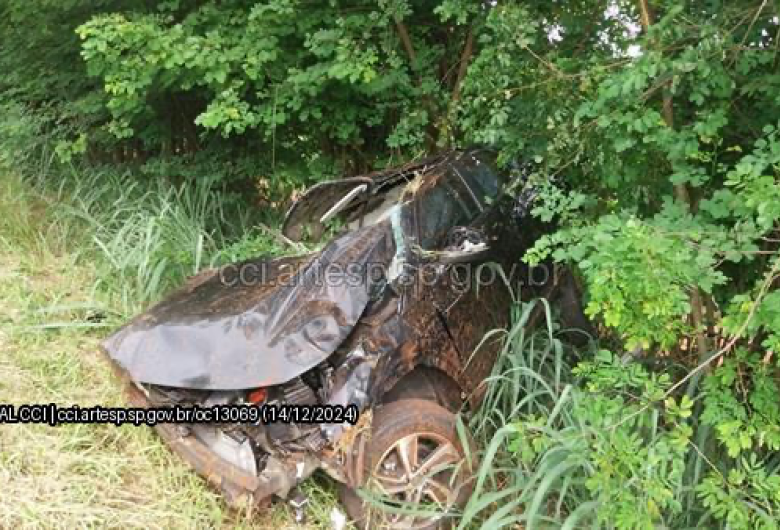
left=394, top=16, right=417, bottom=65
left=638, top=0, right=708, bottom=359
left=438, top=27, right=476, bottom=147
left=612, top=256, right=780, bottom=431
left=451, top=27, right=474, bottom=105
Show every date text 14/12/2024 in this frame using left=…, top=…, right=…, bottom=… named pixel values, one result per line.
left=0, top=403, right=360, bottom=427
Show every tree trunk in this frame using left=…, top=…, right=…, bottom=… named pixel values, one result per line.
left=637, top=0, right=710, bottom=361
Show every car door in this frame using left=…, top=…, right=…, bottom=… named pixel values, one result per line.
left=440, top=156, right=517, bottom=398
left=410, top=153, right=516, bottom=400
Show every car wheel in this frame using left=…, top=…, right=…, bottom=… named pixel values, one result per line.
left=339, top=398, right=475, bottom=529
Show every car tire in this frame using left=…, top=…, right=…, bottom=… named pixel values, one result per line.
left=339, top=398, right=475, bottom=529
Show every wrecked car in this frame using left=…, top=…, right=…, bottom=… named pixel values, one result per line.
left=101, top=149, right=587, bottom=528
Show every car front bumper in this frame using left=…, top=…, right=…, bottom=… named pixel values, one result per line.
left=116, top=367, right=323, bottom=508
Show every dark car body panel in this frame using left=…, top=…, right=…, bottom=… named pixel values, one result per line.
left=102, top=223, right=395, bottom=390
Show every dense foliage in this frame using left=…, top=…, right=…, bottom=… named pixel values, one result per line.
left=2, top=0, right=780, bottom=527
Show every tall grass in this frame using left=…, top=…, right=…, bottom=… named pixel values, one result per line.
left=459, top=299, right=710, bottom=529
left=458, top=300, right=581, bottom=529
left=351, top=301, right=584, bottom=528
left=13, top=163, right=291, bottom=318
left=0, top=100, right=294, bottom=318
left=43, top=168, right=238, bottom=314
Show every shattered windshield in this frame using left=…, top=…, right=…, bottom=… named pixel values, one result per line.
left=414, top=181, right=477, bottom=249
left=453, top=152, right=501, bottom=207
left=410, top=152, right=501, bottom=250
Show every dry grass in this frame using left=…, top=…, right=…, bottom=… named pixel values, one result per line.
left=0, top=173, right=340, bottom=529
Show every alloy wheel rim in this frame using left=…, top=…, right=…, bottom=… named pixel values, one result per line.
left=368, top=432, right=463, bottom=528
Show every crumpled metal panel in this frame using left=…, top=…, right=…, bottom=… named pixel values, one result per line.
left=102, top=223, right=395, bottom=390
left=281, top=153, right=451, bottom=242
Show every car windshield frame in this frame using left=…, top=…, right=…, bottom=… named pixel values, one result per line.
left=408, top=168, right=482, bottom=250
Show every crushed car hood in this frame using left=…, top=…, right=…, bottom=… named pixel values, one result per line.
left=101, top=223, right=395, bottom=390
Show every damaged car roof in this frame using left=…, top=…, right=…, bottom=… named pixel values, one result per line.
left=281, top=151, right=471, bottom=242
